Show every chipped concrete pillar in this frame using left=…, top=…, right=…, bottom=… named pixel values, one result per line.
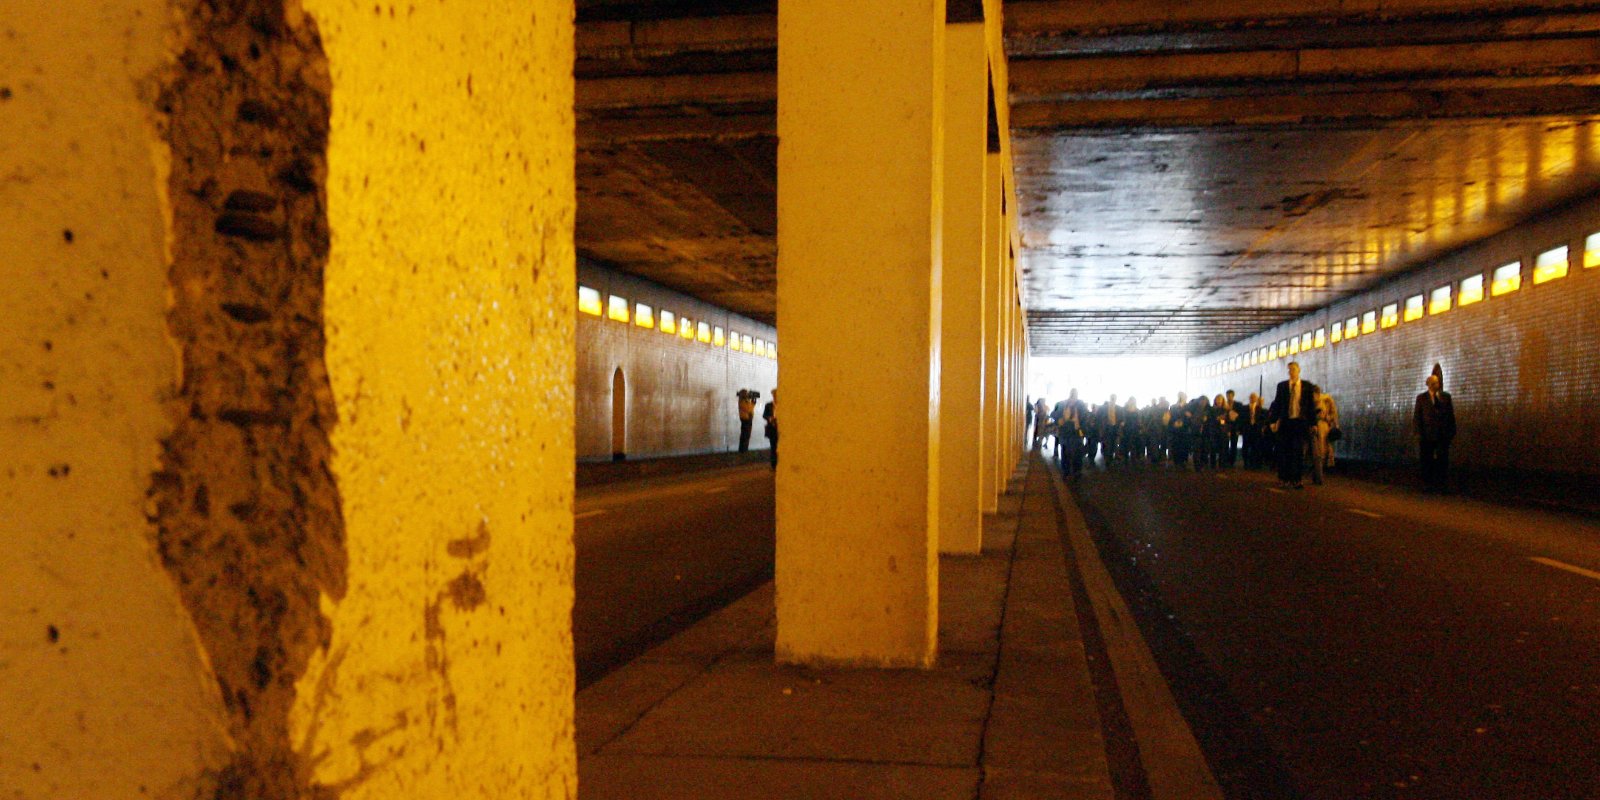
left=1, top=0, right=576, bottom=797
left=776, top=0, right=945, bottom=667
left=0, top=3, right=233, bottom=796
left=938, top=21, right=988, bottom=556
left=981, top=154, right=1004, bottom=513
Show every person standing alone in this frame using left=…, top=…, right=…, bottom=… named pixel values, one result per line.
left=1413, top=374, right=1455, bottom=492
left=1269, top=361, right=1319, bottom=489
left=736, top=389, right=758, bottom=452
left=762, top=389, right=779, bottom=468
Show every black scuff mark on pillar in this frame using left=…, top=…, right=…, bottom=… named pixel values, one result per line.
left=148, top=2, right=345, bottom=798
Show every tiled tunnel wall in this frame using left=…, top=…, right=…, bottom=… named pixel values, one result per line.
left=577, top=259, right=779, bottom=461
left=1194, top=194, right=1600, bottom=478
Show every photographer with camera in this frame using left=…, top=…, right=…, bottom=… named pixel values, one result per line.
left=736, top=389, right=759, bottom=452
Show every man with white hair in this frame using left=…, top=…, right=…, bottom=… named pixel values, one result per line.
left=1413, top=373, right=1456, bottom=492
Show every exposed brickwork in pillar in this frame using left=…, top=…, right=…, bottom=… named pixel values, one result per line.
left=149, top=2, right=344, bottom=796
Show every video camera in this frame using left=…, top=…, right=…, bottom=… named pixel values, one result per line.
left=737, top=389, right=762, bottom=400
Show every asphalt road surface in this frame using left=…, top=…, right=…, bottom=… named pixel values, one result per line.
left=574, top=464, right=774, bottom=688
left=1066, top=460, right=1600, bottom=800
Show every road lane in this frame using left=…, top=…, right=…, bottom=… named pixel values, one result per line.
left=574, top=464, right=774, bottom=688
left=1066, top=462, right=1600, bottom=800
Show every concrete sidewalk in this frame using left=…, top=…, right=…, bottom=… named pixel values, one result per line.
left=575, top=456, right=1121, bottom=799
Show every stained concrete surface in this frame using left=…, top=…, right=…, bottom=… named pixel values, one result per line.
left=576, top=459, right=1117, bottom=799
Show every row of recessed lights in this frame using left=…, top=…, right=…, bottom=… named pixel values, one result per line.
left=1197, top=234, right=1600, bottom=378
left=578, top=286, right=777, bottom=359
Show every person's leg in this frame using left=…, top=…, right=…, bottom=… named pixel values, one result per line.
left=1437, top=442, right=1450, bottom=492
left=1277, top=427, right=1293, bottom=483
left=1294, top=424, right=1309, bottom=485
left=1282, top=422, right=1305, bottom=485
left=1310, top=429, right=1325, bottom=484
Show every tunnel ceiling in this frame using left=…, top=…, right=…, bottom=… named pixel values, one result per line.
left=575, top=0, right=1600, bottom=356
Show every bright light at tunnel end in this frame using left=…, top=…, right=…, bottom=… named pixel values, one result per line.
left=1027, top=356, right=1192, bottom=407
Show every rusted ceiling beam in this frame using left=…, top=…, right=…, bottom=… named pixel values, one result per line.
left=578, top=14, right=775, bottom=62
left=1010, top=37, right=1600, bottom=99
left=578, top=113, right=776, bottom=146
left=1011, top=85, right=1600, bottom=129
left=578, top=0, right=979, bottom=66
left=1008, top=11, right=1600, bottom=58
left=578, top=71, right=775, bottom=111
left=1004, top=0, right=1600, bottom=37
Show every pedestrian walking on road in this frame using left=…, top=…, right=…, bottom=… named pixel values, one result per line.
left=1414, top=374, right=1455, bottom=492
left=1270, top=361, right=1319, bottom=489
left=1241, top=392, right=1267, bottom=468
left=1054, top=389, right=1089, bottom=475
left=1311, top=391, right=1340, bottom=485
left=1033, top=397, right=1050, bottom=451
left=1200, top=394, right=1230, bottom=469
left=1226, top=389, right=1245, bottom=466
left=1168, top=392, right=1193, bottom=468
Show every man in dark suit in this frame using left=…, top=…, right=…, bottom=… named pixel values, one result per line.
left=1240, top=392, right=1268, bottom=469
left=1413, top=373, right=1456, bottom=492
left=1269, top=361, right=1319, bottom=488
left=1225, top=389, right=1246, bottom=467
left=1053, top=389, right=1089, bottom=475
left=1098, top=394, right=1123, bottom=467
left=1168, top=392, right=1193, bottom=468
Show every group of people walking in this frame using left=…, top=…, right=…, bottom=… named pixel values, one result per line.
left=1033, top=361, right=1458, bottom=491
left=1032, top=361, right=1342, bottom=488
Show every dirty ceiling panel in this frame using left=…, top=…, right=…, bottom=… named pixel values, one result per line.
left=575, top=0, right=1600, bottom=356
left=1015, top=119, right=1600, bottom=355
left=1009, top=0, right=1600, bottom=356
left=577, top=140, right=778, bottom=321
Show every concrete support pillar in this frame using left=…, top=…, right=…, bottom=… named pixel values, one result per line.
left=996, top=196, right=1014, bottom=493
left=1000, top=273, right=1012, bottom=486
left=297, top=3, right=578, bottom=795
left=776, top=0, right=945, bottom=667
left=1, top=4, right=233, bottom=795
left=1005, top=293, right=1015, bottom=466
left=1017, top=289, right=1026, bottom=459
left=2, top=1, right=579, bottom=796
left=1006, top=273, right=1019, bottom=477
left=938, top=21, right=988, bottom=556
left=981, top=155, right=1004, bottom=513
left=1012, top=289, right=1023, bottom=460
